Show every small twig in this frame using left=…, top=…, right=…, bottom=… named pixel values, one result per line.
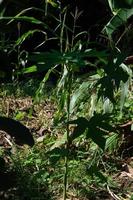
left=107, top=185, right=121, bottom=200
left=4, top=136, right=13, bottom=146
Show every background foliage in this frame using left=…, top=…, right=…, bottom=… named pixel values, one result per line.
left=0, top=0, right=133, bottom=199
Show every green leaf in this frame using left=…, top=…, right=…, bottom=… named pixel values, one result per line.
left=86, top=114, right=113, bottom=150
left=20, top=65, right=37, bottom=74
left=103, top=8, right=133, bottom=37
left=88, top=113, right=111, bottom=127
left=0, top=7, right=45, bottom=25
left=29, top=49, right=108, bottom=72
left=68, top=114, right=113, bottom=150
left=108, top=0, right=133, bottom=13
left=15, top=112, right=25, bottom=120
left=47, top=0, right=59, bottom=8
left=29, top=51, right=63, bottom=71
left=70, top=82, right=90, bottom=114
left=120, top=81, right=129, bottom=111
left=97, top=76, right=115, bottom=103
left=57, top=65, right=68, bottom=93
left=9, top=7, right=45, bottom=19
left=58, top=90, right=67, bottom=111
left=117, top=66, right=129, bottom=82
left=0, top=16, right=43, bottom=25
left=103, top=98, right=112, bottom=113
left=105, top=133, right=119, bottom=153
left=68, top=117, right=89, bottom=141
left=48, top=147, right=68, bottom=164
left=34, top=67, right=56, bottom=102
left=86, top=128, right=106, bottom=150
left=97, top=52, right=130, bottom=102
left=14, top=29, right=44, bottom=48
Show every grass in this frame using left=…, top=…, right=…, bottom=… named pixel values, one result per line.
left=0, top=79, right=132, bottom=200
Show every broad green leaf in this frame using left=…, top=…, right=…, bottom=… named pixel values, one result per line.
left=30, top=49, right=108, bottom=69
left=20, top=65, right=37, bottom=74
left=120, top=81, right=129, bottom=111
left=70, top=82, right=90, bottom=114
left=105, top=133, right=119, bottom=153
left=68, top=117, right=89, bottom=141
left=68, top=114, right=113, bottom=150
left=103, top=8, right=133, bottom=37
left=97, top=76, right=115, bottom=103
left=120, top=63, right=132, bottom=77
left=103, top=98, right=112, bottom=113
left=114, top=65, right=129, bottom=84
left=86, top=113, right=113, bottom=150
left=97, top=52, right=130, bottom=102
left=108, top=0, right=133, bottom=14
left=48, top=147, right=68, bottom=164
left=29, top=51, right=62, bottom=71
left=86, top=128, right=106, bottom=150
left=69, top=75, right=100, bottom=115
left=94, top=113, right=112, bottom=124
left=88, top=112, right=111, bottom=127
left=84, top=49, right=108, bottom=59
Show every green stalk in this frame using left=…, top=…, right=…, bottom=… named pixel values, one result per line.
left=60, top=7, right=67, bottom=53
left=45, top=0, right=48, bottom=16
left=63, top=69, right=72, bottom=200
left=63, top=143, right=68, bottom=200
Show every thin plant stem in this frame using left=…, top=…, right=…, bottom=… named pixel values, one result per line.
left=60, top=7, right=67, bottom=53
left=45, top=0, right=48, bottom=16
left=63, top=68, right=72, bottom=200
left=63, top=142, right=68, bottom=200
